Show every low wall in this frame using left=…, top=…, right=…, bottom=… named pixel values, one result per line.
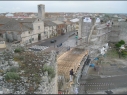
left=0, top=41, right=6, bottom=48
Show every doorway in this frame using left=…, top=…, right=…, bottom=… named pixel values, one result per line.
left=38, top=34, right=41, bottom=40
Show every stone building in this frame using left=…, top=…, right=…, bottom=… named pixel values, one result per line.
left=64, top=20, right=74, bottom=33
left=0, top=4, right=45, bottom=45
left=44, top=20, right=57, bottom=38
left=52, top=20, right=66, bottom=35
left=70, top=18, right=79, bottom=32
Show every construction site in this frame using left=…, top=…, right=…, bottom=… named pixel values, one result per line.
left=56, top=16, right=127, bottom=94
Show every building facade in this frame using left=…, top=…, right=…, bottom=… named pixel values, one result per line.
left=52, top=21, right=66, bottom=35
left=44, top=20, right=57, bottom=38
left=0, top=4, right=45, bottom=45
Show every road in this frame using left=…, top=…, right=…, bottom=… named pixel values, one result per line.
left=79, top=75, right=127, bottom=93
left=38, top=31, right=77, bottom=47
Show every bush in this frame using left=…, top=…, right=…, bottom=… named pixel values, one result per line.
left=5, top=72, right=20, bottom=80
left=115, top=43, right=121, bottom=48
left=33, top=74, right=41, bottom=84
left=14, top=48, right=21, bottom=53
left=9, top=67, right=18, bottom=72
left=118, top=40, right=125, bottom=45
left=14, top=56, right=24, bottom=61
left=48, top=68, right=55, bottom=78
left=0, top=69, right=4, bottom=73
left=121, top=50, right=127, bottom=57
left=42, top=65, right=55, bottom=78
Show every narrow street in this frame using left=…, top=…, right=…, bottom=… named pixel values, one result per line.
left=38, top=31, right=77, bottom=47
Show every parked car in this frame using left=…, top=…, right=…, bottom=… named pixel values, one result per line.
left=61, top=32, right=65, bottom=35
left=50, top=40, right=56, bottom=43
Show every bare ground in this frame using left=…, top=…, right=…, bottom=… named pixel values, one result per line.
left=88, top=49, right=127, bottom=78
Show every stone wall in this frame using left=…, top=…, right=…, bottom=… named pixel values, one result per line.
left=119, top=22, right=127, bottom=43
left=5, top=31, right=21, bottom=42
left=109, top=21, right=127, bottom=43
left=0, top=46, right=58, bottom=94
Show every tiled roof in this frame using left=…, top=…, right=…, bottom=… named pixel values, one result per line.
left=0, top=18, right=38, bottom=33
left=64, top=20, right=72, bottom=25
left=44, top=18, right=57, bottom=21
left=52, top=20, right=64, bottom=25
left=22, top=23, right=33, bottom=30
left=56, top=17, right=65, bottom=21
left=0, top=19, right=33, bottom=32
left=16, top=18, right=36, bottom=23
left=0, top=18, right=36, bottom=24
left=0, top=18, right=12, bottom=24
left=44, top=20, right=57, bottom=26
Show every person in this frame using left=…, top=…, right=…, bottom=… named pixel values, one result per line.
left=69, top=69, right=74, bottom=82
left=112, top=22, right=113, bottom=25
left=75, top=88, right=78, bottom=94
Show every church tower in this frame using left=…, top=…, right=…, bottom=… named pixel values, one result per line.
left=38, top=4, right=45, bottom=20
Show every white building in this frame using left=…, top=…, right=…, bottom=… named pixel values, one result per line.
left=5, top=13, right=14, bottom=18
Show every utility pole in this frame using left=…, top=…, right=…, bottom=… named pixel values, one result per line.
left=54, top=42, right=56, bottom=48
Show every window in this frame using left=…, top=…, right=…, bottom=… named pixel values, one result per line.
left=32, top=38, right=34, bottom=41
left=28, top=31, right=31, bottom=34
left=38, top=26, right=40, bottom=30
left=29, top=39, right=32, bottom=43
left=38, top=19, right=39, bottom=21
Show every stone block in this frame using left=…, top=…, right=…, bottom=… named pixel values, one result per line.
left=44, top=71, right=48, bottom=76
left=4, top=61, right=8, bottom=65
left=0, top=91, right=3, bottom=94
left=2, top=88, right=10, bottom=94
left=41, top=76, right=48, bottom=83
left=0, top=76, right=3, bottom=81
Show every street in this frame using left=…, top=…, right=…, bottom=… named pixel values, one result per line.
left=38, top=31, right=77, bottom=48
left=79, top=75, right=127, bottom=93
left=79, top=62, right=127, bottom=94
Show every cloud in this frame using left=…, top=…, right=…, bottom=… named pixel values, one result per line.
left=0, top=1, right=127, bottom=13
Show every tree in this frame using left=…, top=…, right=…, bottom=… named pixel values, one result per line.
left=118, top=40, right=125, bottom=45
left=115, top=43, right=121, bottom=48
left=115, top=40, right=126, bottom=58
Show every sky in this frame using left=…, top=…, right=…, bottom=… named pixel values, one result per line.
left=0, top=1, right=127, bottom=13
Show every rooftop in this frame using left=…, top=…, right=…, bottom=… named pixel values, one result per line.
left=44, top=20, right=57, bottom=26
left=52, top=20, right=64, bottom=25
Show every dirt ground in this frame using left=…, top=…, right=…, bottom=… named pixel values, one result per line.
left=87, top=48, right=127, bottom=78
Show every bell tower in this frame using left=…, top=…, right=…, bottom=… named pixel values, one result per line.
left=38, top=4, right=45, bottom=20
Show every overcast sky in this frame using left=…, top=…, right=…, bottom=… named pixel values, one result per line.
left=0, top=1, right=127, bottom=13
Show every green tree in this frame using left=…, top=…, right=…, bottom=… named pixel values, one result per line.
left=115, top=43, right=121, bottom=48
left=118, top=40, right=125, bottom=45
